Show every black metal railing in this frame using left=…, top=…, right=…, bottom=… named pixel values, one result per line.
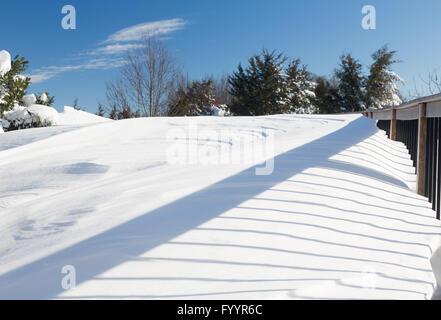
left=377, top=120, right=390, bottom=138
left=426, top=118, right=441, bottom=219
left=396, top=120, right=419, bottom=169
left=377, top=119, right=418, bottom=168
left=367, top=93, right=441, bottom=220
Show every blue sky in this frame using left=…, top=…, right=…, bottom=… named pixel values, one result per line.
left=2, top=0, right=441, bottom=113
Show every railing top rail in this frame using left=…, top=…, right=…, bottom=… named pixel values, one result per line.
left=367, top=92, right=441, bottom=113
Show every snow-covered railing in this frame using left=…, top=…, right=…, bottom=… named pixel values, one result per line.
left=363, top=93, right=441, bottom=220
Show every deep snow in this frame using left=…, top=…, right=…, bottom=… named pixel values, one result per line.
left=0, top=113, right=440, bottom=299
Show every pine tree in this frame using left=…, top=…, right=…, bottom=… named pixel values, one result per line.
left=35, top=91, right=55, bottom=106
left=0, top=55, right=31, bottom=116
left=335, top=53, right=365, bottom=112
left=72, top=98, right=83, bottom=111
left=228, top=49, right=288, bottom=116
left=109, top=105, right=119, bottom=120
left=167, top=79, right=216, bottom=116
left=285, top=58, right=317, bottom=114
left=227, top=64, right=251, bottom=115
left=365, top=45, right=403, bottom=109
left=187, top=79, right=216, bottom=116
left=167, top=82, right=190, bottom=116
left=313, top=76, right=341, bottom=114
left=96, top=103, right=106, bottom=117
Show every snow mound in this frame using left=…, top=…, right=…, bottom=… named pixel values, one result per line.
left=0, top=115, right=440, bottom=300
left=1, top=105, right=111, bottom=131
left=57, top=106, right=111, bottom=126
left=211, top=104, right=229, bottom=117
left=0, top=50, right=11, bottom=76
left=22, top=94, right=37, bottom=107
left=3, top=104, right=58, bottom=130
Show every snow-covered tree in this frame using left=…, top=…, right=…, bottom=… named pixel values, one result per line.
left=334, top=53, right=365, bottom=112
left=313, top=76, right=341, bottom=114
left=365, top=45, right=403, bottom=109
left=285, top=58, right=317, bottom=114
left=167, top=79, right=217, bottom=116
left=35, top=91, right=55, bottom=106
left=0, top=51, right=31, bottom=116
left=228, top=49, right=289, bottom=116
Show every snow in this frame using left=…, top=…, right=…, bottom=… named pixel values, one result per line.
left=2, top=104, right=59, bottom=129
left=211, top=105, right=229, bottom=117
left=1, top=105, right=110, bottom=131
left=22, top=94, right=37, bottom=107
left=57, top=106, right=111, bottom=125
left=0, top=50, right=11, bottom=76
left=40, top=92, right=48, bottom=103
left=0, top=114, right=440, bottom=300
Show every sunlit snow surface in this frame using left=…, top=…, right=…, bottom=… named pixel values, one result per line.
left=0, top=113, right=440, bottom=299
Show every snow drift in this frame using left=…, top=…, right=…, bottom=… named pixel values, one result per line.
left=2, top=104, right=59, bottom=130
left=0, top=114, right=440, bottom=300
left=1, top=104, right=110, bottom=131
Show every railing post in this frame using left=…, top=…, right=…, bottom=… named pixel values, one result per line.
left=416, top=103, right=427, bottom=196
left=390, top=109, right=397, bottom=141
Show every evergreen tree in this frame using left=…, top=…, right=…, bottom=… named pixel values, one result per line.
left=72, top=98, right=83, bottom=111
left=35, top=91, right=55, bottom=106
left=187, top=79, right=216, bottom=116
left=365, top=45, right=403, bottom=109
left=109, top=105, right=119, bottom=120
left=285, top=58, right=317, bottom=114
left=335, top=53, right=365, bottom=112
left=0, top=55, right=31, bottom=116
left=167, top=81, right=190, bottom=116
left=167, top=79, right=216, bottom=116
left=227, top=64, right=251, bottom=115
left=96, top=103, right=106, bottom=117
left=228, top=49, right=288, bottom=116
left=313, top=76, right=341, bottom=114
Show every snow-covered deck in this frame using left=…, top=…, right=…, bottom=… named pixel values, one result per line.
left=0, top=114, right=440, bottom=299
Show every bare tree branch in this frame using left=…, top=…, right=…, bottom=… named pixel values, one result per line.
left=106, top=35, right=179, bottom=117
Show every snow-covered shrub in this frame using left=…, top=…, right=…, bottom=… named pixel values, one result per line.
left=35, top=91, right=55, bottom=106
left=2, top=104, right=58, bottom=131
left=211, top=104, right=230, bottom=116
left=22, top=92, right=55, bottom=107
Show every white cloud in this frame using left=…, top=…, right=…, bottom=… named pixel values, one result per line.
left=29, top=18, right=188, bottom=83
left=28, top=58, right=125, bottom=83
left=89, top=43, right=144, bottom=55
left=103, top=18, right=188, bottom=43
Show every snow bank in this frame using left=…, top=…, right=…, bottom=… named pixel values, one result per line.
left=0, top=115, right=439, bottom=300
left=1, top=105, right=110, bottom=131
left=57, top=106, right=111, bottom=125
left=0, top=50, right=11, bottom=76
